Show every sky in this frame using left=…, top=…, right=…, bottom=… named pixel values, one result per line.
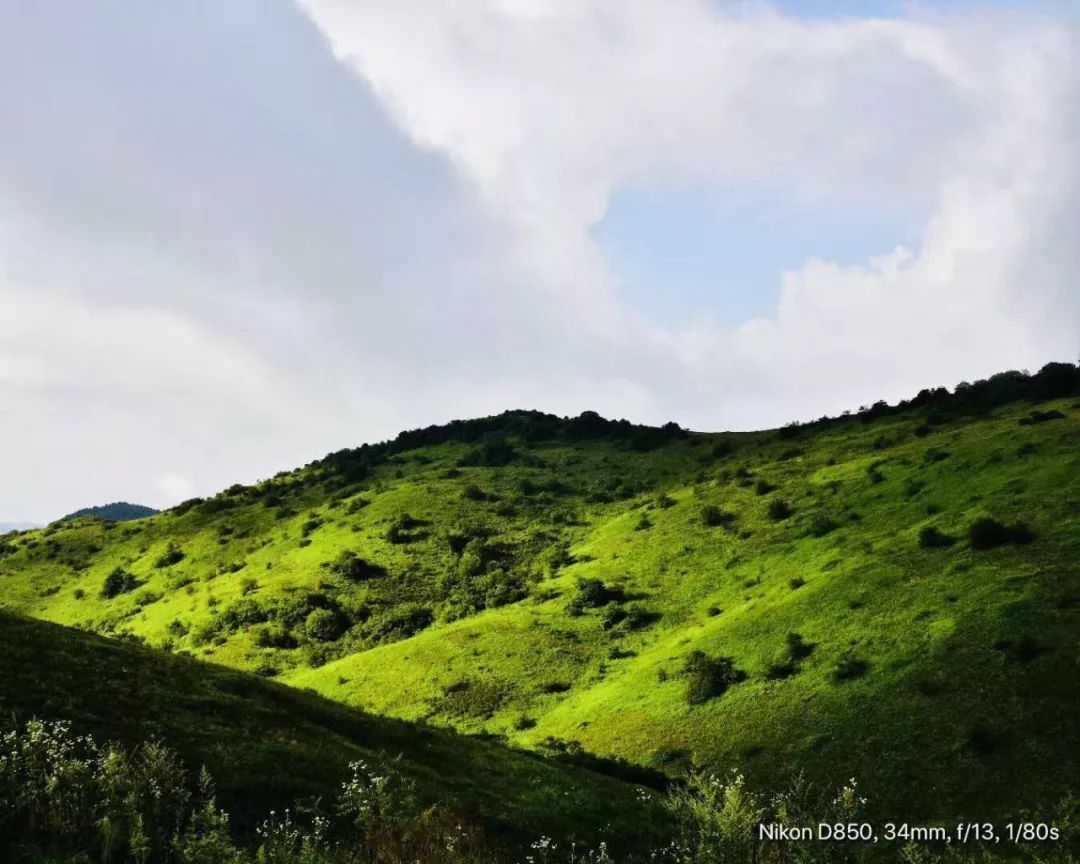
left=0, top=1, right=1077, bottom=523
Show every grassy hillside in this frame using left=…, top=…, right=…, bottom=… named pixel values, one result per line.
left=0, top=611, right=657, bottom=850
left=2, top=362, right=1079, bottom=829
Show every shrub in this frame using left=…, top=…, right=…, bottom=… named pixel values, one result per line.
left=753, top=479, right=776, bottom=496
left=239, top=577, right=259, bottom=595
left=767, top=499, right=793, bottom=521
left=919, top=526, right=955, bottom=548
left=1018, top=409, right=1065, bottom=426
left=386, top=513, right=425, bottom=544
left=154, top=543, right=184, bottom=568
left=364, top=604, right=434, bottom=643
left=569, top=578, right=620, bottom=612
left=458, top=437, right=516, bottom=467
left=623, top=604, right=660, bottom=631
left=807, top=514, right=838, bottom=537
left=462, top=483, right=491, bottom=502
left=701, top=506, right=736, bottom=528
left=656, top=492, right=677, bottom=509
left=101, top=567, right=137, bottom=598
left=634, top=512, right=653, bottom=531
left=764, top=659, right=797, bottom=680
left=682, top=650, right=744, bottom=705
left=254, top=623, right=297, bottom=649
left=832, top=656, right=870, bottom=681
left=440, top=679, right=505, bottom=719
left=324, top=550, right=387, bottom=582
left=786, top=632, right=814, bottom=660
left=303, top=608, right=343, bottom=642
left=968, top=517, right=1035, bottom=550
left=710, top=439, right=735, bottom=459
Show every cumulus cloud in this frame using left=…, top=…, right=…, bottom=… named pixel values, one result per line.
left=301, top=0, right=1078, bottom=422
left=0, top=0, right=1076, bottom=520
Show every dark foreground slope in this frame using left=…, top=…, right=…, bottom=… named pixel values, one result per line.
left=0, top=612, right=655, bottom=850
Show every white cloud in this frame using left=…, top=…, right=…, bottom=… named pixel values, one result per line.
left=0, top=0, right=1076, bottom=520
left=300, top=0, right=1079, bottom=421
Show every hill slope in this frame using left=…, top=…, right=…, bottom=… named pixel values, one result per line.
left=2, top=362, right=1079, bottom=827
left=0, top=611, right=655, bottom=848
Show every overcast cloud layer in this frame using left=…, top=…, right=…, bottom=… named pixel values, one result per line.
left=0, top=1, right=1077, bottom=522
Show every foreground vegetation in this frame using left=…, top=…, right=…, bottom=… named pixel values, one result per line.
left=1, top=362, right=1079, bottom=854
left=2, top=719, right=1076, bottom=863
left=0, top=612, right=653, bottom=851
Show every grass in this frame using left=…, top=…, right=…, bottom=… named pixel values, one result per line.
left=0, top=611, right=658, bottom=852
left=1, top=366, right=1079, bottom=839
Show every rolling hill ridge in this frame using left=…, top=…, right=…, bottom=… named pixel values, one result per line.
left=2, top=361, right=1079, bottom=836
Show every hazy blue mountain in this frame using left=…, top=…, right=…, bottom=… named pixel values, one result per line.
left=62, top=502, right=159, bottom=522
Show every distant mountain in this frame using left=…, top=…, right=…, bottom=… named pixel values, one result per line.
left=62, top=501, right=159, bottom=522
left=0, top=522, right=40, bottom=534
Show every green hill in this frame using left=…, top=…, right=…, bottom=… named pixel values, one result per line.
left=0, top=611, right=655, bottom=851
left=62, top=501, right=160, bottom=522
left=2, top=362, right=1079, bottom=834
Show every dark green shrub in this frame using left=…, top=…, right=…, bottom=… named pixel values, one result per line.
left=569, top=578, right=620, bottom=612
left=682, top=650, right=744, bottom=705
left=364, top=604, right=434, bottom=643
left=919, top=526, right=955, bottom=548
left=764, top=659, right=797, bottom=680
left=1018, top=410, right=1065, bottom=426
left=602, top=605, right=627, bottom=630
left=440, top=679, right=505, bottom=719
left=254, top=623, right=297, bottom=649
left=786, top=632, right=814, bottom=660
left=968, top=517, right=1034, bottom=550
left=807, top=514, right=838, bottom=537
left=710, top=439, right=735, bottom=459
left=634, top=512, right=653, bottom=531
left=656, top=492, right=677, bottom=509
left=386, top=513, right=426, bottom=544
left=623, top=605, right=660, bottom=630
left=154, top=543, right=184, bottom=568
left=701, top=506, right=736, bottom=528
left=305, top=608, right=345, bottom=642
left=324, top=550, right=387, bottom=582
left=767, top=499, right=793, bottom=521
left=754, top=479, right=776, bottom=496
left=832, top=656, right=869, bottom=681
left=459, top=437, right=516, bottom=467
left=217, top=598, right=268, bottom=632
left=462, top=484, right=492, bottom=502
left=101, top=567, right=137, bottom=598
